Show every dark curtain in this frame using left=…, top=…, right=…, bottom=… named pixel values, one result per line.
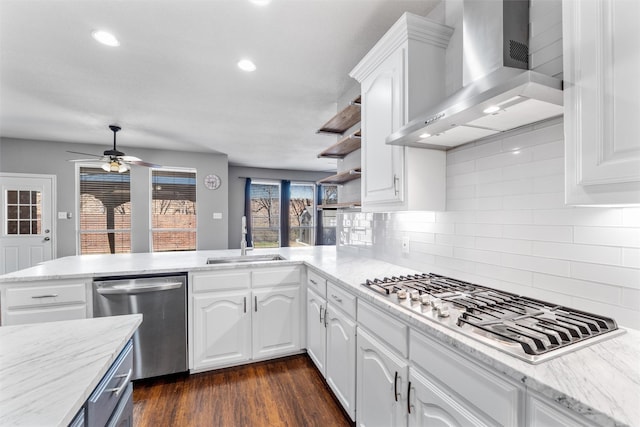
left=280, top=180, right=291, bottom=247
left=244, top=178, right=253, bottom=246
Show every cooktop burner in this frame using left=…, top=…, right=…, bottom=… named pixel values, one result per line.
left=363, top=273, right=624, bottom=363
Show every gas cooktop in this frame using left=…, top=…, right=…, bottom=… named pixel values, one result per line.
left=363, top=273, right=624, bottom=364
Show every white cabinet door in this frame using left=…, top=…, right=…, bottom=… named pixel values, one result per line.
left=326, top=305, right=356, bottom=421
left=306, top=288, right=326, bottom=374
left=357, top=328, right=408, bottom=427
left=192, top=290, right=251, bottom=370
left=253, top=285, right=301, bottom=360
left=361, top=49, right=405, bottom=207
left=526, top=393, right=600, bottom=427
left=564, top=0, right=640, bottom=205
left=408, top=368, right=489, bottom=427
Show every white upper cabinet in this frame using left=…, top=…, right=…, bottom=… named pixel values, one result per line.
left=563, top=0, right=640, bottom=205
left=350, top=13, right=452, bottom=212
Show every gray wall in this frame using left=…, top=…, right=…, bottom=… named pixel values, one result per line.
left=0, top=137, right=229, bottom=257
left=227, top=166, right=331, bottom=249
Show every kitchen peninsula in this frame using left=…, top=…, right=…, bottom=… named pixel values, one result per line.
left=0, top=247, right=638, bottom=427
left=0, top=314, right=141, bottom=426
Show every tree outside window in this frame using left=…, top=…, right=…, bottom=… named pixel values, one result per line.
left=250, top=182, right=281, bottom=247
left=289, top=183, right=315, bottom=246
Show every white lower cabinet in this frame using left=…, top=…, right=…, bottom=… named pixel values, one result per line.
left=357, top=327, right=408, bottom=427
left=326, top=304, right=356, bottom=421
left=306, top=287, right=326, bottom=373
left=252, top=285, right=300, bottom=360
left=526, top=392, right=600, bottom=427
left=409, top=368, right=489, bottom=427
left=0, top=280, right=89, bottom=326
left=192, top=290, right=251, bottom=370
left=190, top=266, right=302, bottom=372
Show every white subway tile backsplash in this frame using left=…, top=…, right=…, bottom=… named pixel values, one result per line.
left=476, top=237, right=532, bottom=255
left=502, top=252, right=570, bottom=277
left=532, top=241, right=622, bottom=265
left=570, top=262, right=640, bottom=290
left=339, top=119, right=640, bottom=330
left=502, top=224, right=573, bottom=243
left=622, top=248, right=640, bottom=269
left=532, top=273, right=621, bottom=306
left=574, top=226, right=640, bottom=248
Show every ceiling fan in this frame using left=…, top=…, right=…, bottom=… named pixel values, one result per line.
left=68, top=125, right=162, bottom=173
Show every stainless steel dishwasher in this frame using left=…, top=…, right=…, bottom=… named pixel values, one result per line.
left=93, top=273, right=188, bottom=380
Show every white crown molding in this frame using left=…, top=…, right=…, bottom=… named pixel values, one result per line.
left=349, top=12, right=453, bottom=83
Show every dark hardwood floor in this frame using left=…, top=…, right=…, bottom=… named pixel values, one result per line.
left=133, top=354, right=352, bottom=427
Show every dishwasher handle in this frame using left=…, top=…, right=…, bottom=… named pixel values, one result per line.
left=95, top=281, right=183, bottom=295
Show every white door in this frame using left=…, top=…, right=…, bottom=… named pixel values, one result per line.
left=357, top=328, right=408, bottom=427
left=252, top=285, right=300, bottom=359
left=306, top=288, right=327, bottom=374
left=192, top=290, right=252, bottom=370
left=326, top=305, right=356, bottom=421
left=0, top=173, right=55, bottom=274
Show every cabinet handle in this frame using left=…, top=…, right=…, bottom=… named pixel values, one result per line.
left=324, top=309, right=328, bottom=327
left=319, top=305, right=324, bottom=323
left=310, top=279, right=317, bottom=285
left=244, top=297, right=247, bottom=313
left=393, top=174, right=399, bottom=196
left=407, top=381, right=412, bottom=414
left=105, top=369, right=132, bottom=397
left=254, top=296, right=258, bottom=312
left=394, top=371, right=399, bottom=402
left=331, top=294, right=342, bottom=303
left=31, top=294, right=58, bottom=299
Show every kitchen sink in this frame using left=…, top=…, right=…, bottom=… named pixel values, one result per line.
left=206, top=254, right=287, bottom=264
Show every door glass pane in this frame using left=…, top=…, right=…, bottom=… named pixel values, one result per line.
left=250, top=182, right=280, bottom=248
left=289, top=183, right=315, bottom=246
left=5, top=189, right=41, bottom=235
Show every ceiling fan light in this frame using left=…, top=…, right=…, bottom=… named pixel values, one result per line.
left=101, top=163, right=111, bottom=172
left=118, top=163, right=129, bottom=173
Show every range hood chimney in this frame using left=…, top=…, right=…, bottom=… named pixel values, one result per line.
left=387, top=0, right=563, bottom=149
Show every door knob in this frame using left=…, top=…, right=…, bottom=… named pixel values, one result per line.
left=44, top=229, right=50, bottom=233
left=44, top=237, right=50, bottom=241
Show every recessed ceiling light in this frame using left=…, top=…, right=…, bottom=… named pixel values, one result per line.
left=249, top=0, right=271, bottom=5
left=237, top=59, right=257, bottom=72
left=419, top=133, right=431, bottom=139
left=91, top=30, right=120, bottom=47
left=483, top=105, right=500, bottom=114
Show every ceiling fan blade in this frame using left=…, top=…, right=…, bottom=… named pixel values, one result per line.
left=68, top=158, right=106, bottom=163
left=125, top=159, right=163, bottom=168
left=120, top=155, right=142, bottom=162
left=67, top=150, right=102, bottom=158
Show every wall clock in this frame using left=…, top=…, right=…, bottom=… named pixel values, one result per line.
left=203, top=174, right=221, bottom=190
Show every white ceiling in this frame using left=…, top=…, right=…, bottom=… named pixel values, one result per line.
left=0, top=0, right=439, bottom=172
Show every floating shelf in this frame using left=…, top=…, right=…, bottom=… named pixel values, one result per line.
left=317, top=168, right=362, bottom=185
left=317, top=95, right=361, bottom=135
left=318, top=202, right=361, bottom=210
left=318, top=130, right=361, bottom=159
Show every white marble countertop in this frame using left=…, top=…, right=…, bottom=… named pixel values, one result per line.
left=0, top=314, right=142, bottom=426
left=1, top=247, right=638, bottom=426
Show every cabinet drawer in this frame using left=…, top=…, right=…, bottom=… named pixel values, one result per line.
left=3, top=304, right=86, bottom=326
left=192, top=271, right=251, bottom=292
left=5, top=283, right=86, bottom=309
left=358, top=300, right=408, bottom=358
left=252, top=266, right=301, bottom=287
left=307, top=269, right=327, bottom=297
left=327, top=282, right=355, bottom=319
left=410, top=330, right=523, bottom=426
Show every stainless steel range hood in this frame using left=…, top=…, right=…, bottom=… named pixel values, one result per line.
left=387, top=0, right=563, bottom=149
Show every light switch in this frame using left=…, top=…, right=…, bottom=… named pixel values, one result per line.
left=213, top=212, right=223, bottom=220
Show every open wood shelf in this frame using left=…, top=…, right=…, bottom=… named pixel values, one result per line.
left=316, top=95, right=361, bottom=135
left=318, top=201, right=361, bottom=210
left=318, top=129, right=361, bottom=159
left=317, top=168, right=361, bottom=185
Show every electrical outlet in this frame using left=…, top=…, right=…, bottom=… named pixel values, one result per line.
left=402, top=236, right=410, bottom=254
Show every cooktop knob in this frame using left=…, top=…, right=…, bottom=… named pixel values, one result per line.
left=397, top=289, right=407, bottom=299
left=410, top=291, right=420, bottom=301
left=437, top=306, right=450, bottom=318
left=420, top=295, right=431, bottom=305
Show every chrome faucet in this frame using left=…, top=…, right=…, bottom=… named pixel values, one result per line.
left=241, top=216, right=253, bottom=256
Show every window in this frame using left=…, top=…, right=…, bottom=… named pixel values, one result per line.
left=151, top=169, right=197, bottom=252
left=250, top=181, right=281, bottom=248
left=78, top=166, right=131, bottom=254
left=289, top=183, right=315, bottom=246
left=5, top=190, right=41, bottom=235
